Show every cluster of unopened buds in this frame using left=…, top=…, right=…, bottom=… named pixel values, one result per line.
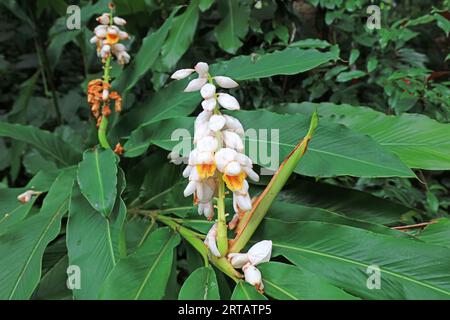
left=170, top=62, right=272, bottom=291
left=86, top=4, right=130, bottom=155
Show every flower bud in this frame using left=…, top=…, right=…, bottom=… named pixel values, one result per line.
left=171, top=68, right=195, bottom=80
left=17, top=190, right=40, bottom=203
left=184, top=78, right=208, bottom=92
left=200, top=83, right=216, bottom=99
left=201, top=98, right=216, bottom=111
left=118, top=31, right=129, bottom=40
left=217, top=93, right=240, bottom=110
left=214, top=76, right=239, bottom=88
left=247, top=240, right=272, bottom=266
left=96, top=14, right=110, bottom=25
left=243, top=264, right=264, bottom=290
left=222, top=131, right=244, bottom=152
left=195, top=62, right=209, bottom=77
left=228, top=253, right=249, bottom=268
left=113, top=16, right=127, bottom=26
left=204, top=223, right=221, bottom=257
left=209, top=115, right=226, bottom=132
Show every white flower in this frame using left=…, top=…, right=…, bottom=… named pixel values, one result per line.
left=224, top=115, right=245, bottom=137
left=243, top=264, right=264, bottom=290
left=100, top=44, right=111, bottom=59
left=171, top=68, right=195, bottom=80
left=209, top=115, right=226, bottom=132
left=248, top=240, right=272, bottom=265
left=233, top=180, right=252, bottom=212
left=118, top=31, right=129, bottom=40
left=214, top=76, right=239, bottom=88
left=200, top=83, right=216, bottom=99
left=96, top=14, right=110, bottom=25
left=95, top=25, right=107, bottom=38
left=113, top=16, right=127, bottom=26
left=201, top=98, right=216, bottom=111
left=184, top=78, right=208, bottom=92
left=17, top=190, right=40, bottom=203
left=217, top=93, right=240, bottom=110
left=228, top=253, right=249, bottom=268
left=195, top=62, right=209, bottom=77
left=198, top=201, right=214, bottom=219
left=204, top=223, right=221, bottom=257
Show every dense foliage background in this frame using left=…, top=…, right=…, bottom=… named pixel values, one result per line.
left=0, top=0, right=449, bottom=300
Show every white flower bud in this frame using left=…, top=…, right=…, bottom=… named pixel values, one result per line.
left=209, top=115, right=226, bottom=132
left=17, top=190, right=40, bottom=203
left=113, top=16, right=127, bottom=26
left=217, top=93, right=240, bottom=110
left=214, top=76, right=239, bottom=88
left=102, top=89, right=109, bottom=101
left=113, top=43, right=126, bottom=52
left=225, top=161, right=241, bottom=176
left=182, top=165, right=193, bottom=178
left=200, top=83, right=216, bottom=99
left=183, top=181, right=197, bottom=197
left=197, top=136, right=218, bottom=152
left=195, top=62, right=209, bottom=77
left=184, top=78, right=208, bottom=92
left=222, top=130, right=244, bottom=152
left=224, top=115, right=245, bottom=137
left=214, top=148, right=237, bottom=172
left=198, top=201, right=214, bottom=219
left=95, top=26, right=107, bottom=38
left=100, top=44, right=111, bottom=59
left=228, top=253, right=249, bottom=268
left=243, top=264, right=263, bottom=290
left=201, top=98, right=216, bottom=111
left=90, top=36, right=99, bottom=44
left=117, top=51, right=130, bottom=65
left=233, top=192, right=252, bottom=212
left=107, top=26, right=118, bottom=36
left=118, top=31, right=129, bottom=40
left=171, top=68, right=195, bottom=80
left=96, top=14, right=110, bottom=25
left=204, top=223, right=221, bottom=257
left=247, top=240, right=272, bottom=266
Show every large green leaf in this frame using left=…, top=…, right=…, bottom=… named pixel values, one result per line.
left=124, top=110, right=414, bottom=178
left=0, top=123, right=81, bottom=167
left=255, top=219, right=450, bottom=299
left=99, top=227, right=180, bottom=299
left=112, top=7, right=180, bottom=93
left=214, top=0, right=250, bottom=54
left=67, top=176, right=126, bottom=300
left=119, top=47, right=337, bottom=143
left=77, top=148, right=118, bottom=217
left=33, top=255, right=71, bottom=300
left=418, top=218, right=450, bottom=248
left=231, top=281, right=267, bottom=300
left=161, top=0, right=200, bottom=69
left=259, top=262, right=358, bottom=300
left=178, top=266, right=220, bottom=300
left=276, top=103, right=450, bottom=170
left=0, top=170, right=74, bottom=299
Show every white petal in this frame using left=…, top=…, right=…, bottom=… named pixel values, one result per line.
left=209, top=115, right=226, bottom=132
left=225, top=161, right=241, bottom=176
left=171, top=68, right=195, bottom=80
left=113, top=43, right=126, bottom=52
left=214, top=148, right=237, bottom=172
left=96, top=14, right=110, bottom=25
left=118, top=31, right=129, bottom=40
left=204, top=223, right=221, bottom=257
left=182, top=165, right=193, bottom=178
left=224, top=115, right=245, bottom=136
left=196, top=151, right=214, bottom=164
left=235, top=193, right=252, bottom=212
left=17, top=190, right=39, bottom=203
left=117, top=51, right=130, bottom=65
left=90, top=36, right=99, bottom=44
left=102, top=89, right=109, bottom=101
left=244, top=167, right=259, bottom=182
left=243, top=264, right=263, bottom=289
left=214, top=76, right=239, bottom=88
left=107, top=26, right=118, bottom=35
left=200, top=83, right=216, bottom=99
left=223, top=131, right=244, bottom=152
left=184, top=78, right=208, bottom=92
left=113, top=16, right=127, bottom=26
left=183, top=181, right=197, bottom=197
left=195, top=62, right=209, bottom=77
left=195, top=110, right=212, bottom=128
left=228, top=253, right=249, bottom=269
left=217, top=93, right=240, bottom=110
left=248, top=240, right=272, bottom=266
left=95, top=27, right=107, bottom=38
left=201, top=98, right=216, bottom=111
left=197, top=136, right=218, bottom=152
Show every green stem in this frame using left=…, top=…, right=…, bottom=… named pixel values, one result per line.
left=216, top=174, right=228, bottom=256
left=98, top=115, right=111, bottom=149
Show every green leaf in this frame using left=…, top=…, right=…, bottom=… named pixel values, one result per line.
left=67, top=176, right=126, bottom=299
left=280, top=102, right=450, bottom=170
left=99, top=227, right=180, bottom=299
left=418, top=218, right=450, bottom=248
left=231, top=281, right=267, bottom=300
left=336, top=70, right=366, bottom=82
left=77, top=148, right=118, bottom=217
left=0, top=170, right=74, bottom=299
left=259, top=262, right=358, bottom=300
left=178, top=266, right=220, bottom=300
left=256, top=219, right=450, bottom=299
left=33, top=255, right=71, bottom=300
left=199, top=0, right=215, bottom=11
left=289, top=38, right=331, bottom=49
left=0, top=123, right=81, bottom=167
left=161, top=0, right=200, bottom=69
left=127, top=110, right=414, bottom=178
left=349, top=48, right=360, bottom=65
left=367, top=56, right=378, bottom=72
left=112, top=7, right=180, bottom=93
left=214, top=0, right=250, bottom=54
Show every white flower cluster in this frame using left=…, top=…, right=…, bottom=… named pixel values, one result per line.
left=90, top=13, right=130, bottom=65
left=228, top=240, right=272, bottom=291
left=171, top=62, right=259, bottom=220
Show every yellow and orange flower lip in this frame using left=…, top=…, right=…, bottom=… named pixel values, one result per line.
left=223, top=172, right=246, bottom=191
left=196, top=163, right=216, bottom=180
left=106, top=33, right=119, bottom=45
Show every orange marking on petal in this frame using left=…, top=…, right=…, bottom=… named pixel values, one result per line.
left=106, top=33, right=119, bottom=45
left=223, top=172, right=246, bottom=191
left=196, top=163, right=216, bottom=180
